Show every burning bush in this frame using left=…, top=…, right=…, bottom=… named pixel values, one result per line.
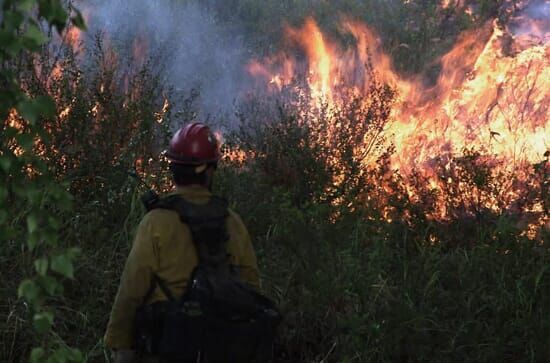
left=223, top=79, right=395, bottom=207
left=9, top=29, right=172, bottom=204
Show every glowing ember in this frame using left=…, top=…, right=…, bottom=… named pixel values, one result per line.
left=65, top=26, right=84, bottom=55
left=155, top=98, right=170, bottom=124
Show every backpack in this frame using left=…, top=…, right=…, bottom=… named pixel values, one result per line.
left=133, top=192, right=281, bottom=362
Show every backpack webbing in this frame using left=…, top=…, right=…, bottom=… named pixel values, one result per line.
left=143, top=194, right=232, bottom=302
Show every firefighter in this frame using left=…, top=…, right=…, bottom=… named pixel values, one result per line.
left=104, top=123, right=261, bottom=363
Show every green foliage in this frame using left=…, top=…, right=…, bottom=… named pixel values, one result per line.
left=216, top=86, right=549, bottom=361
left=2, top=12, right=171, bottom=358
left=217, top=162, right=550, bottom=362
left=0, top=1, right=85, bottom=362
left=225, top=81, right=394, bottom=209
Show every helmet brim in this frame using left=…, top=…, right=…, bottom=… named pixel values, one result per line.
left=163, top=150, right=220, bottom=165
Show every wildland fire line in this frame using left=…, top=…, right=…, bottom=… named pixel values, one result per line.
left=12, top=0, right=549, bottom=236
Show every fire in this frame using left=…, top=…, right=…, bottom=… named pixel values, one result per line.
left=155, top=98, right=170, bottom=124
left=285, top=19, right=334, bottom=102
left=248, top=18, right=549, bottom=171
left=392, top=21, right=550, bottom=173
left=9, top=1, right=546, bottom=234
left=247, top=9, right=549, bottom=228
left=65, top=26, right=84, bottom=54
left=247, top=18, right=336, bottom=104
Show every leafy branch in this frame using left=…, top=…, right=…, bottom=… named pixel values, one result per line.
left=1, top=1, right=86, bottom=362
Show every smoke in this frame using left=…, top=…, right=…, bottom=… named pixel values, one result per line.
left=78, top=0, right=252, bottom=123
left=72, top=0, right=549, bottom=124
left=507, top=0, right=550, bottom=42
left=524, top=0, right=550, bottom=19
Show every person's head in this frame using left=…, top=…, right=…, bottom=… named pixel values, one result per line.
left=165, top=123, right=220, bottom=189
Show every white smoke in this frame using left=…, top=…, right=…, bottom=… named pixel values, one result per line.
left=77, top=0, right=252, bottom=123
left=507, top=0, right=550, bottom=43
left=524, top=0, right=550, bottom=19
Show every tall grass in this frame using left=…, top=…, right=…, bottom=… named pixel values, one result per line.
left=216, top=90, right=549, bottom=362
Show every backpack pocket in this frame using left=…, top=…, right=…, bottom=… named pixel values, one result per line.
left=158, top=300, right=204, bottom=360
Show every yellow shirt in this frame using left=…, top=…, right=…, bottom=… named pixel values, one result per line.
left=104, top=185, right=260, bottom=349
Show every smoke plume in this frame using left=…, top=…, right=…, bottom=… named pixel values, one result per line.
left=78, top=0, right=251, bottom=122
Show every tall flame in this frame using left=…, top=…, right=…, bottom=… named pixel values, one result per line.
left=248, top=16, right=549, bottom=173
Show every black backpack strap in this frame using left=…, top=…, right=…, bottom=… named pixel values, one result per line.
left=142, top=274, right=176, bottom=303
left=150, top=194, right=230, bottom=262
left=146, top=193, right=229, bottom=223
left=146, top=193, right=232, bottom=297
left=172, top=196, right=230, bottom=266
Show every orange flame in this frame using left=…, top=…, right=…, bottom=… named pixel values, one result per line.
left=248, top=18, right=549, bottom=172
left=247, top=15, right=549, bottom=227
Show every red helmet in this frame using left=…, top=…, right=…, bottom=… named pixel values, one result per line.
left=165, top=123, right=220, bottom=165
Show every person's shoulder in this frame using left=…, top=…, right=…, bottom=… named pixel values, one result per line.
left=226, top=207, right=251, bottom=239
left=227, top=207, right=246, bottom=226
left=141, top=206, right=180, bottom=226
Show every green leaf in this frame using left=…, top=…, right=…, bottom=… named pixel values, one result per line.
left=27, top=214, right=39, bottom=234
left=39, top=275, right=61, bottom=295
left=16, top=133, right=34, bottom=151
left=17, top=95, right=56, bottom=124
left=18, top=279, right=40, bottom=302
left=34, top=95, right=56, bottom=118
left=30, top=347, right=46, bottom=363
left=38, top=0, right=69, bottom=33
left=3, top=126, right=20, bottom=140
left=33, top=311, right=54, bottom=334
left=16, top=99, right=40, bottom=124
left=34, top=257, right=49, bottom=276
left=22, top=21, right=48, bottom=49
left=0, top=30, right=24, bottom=56
left=71, top=9, right=87, bottom=31
left=27, top=233, right=39, bottom=251
left=0, top=210, right=7, bottom=225
left=2, top=10, right=25, bottom=31
left=42, top=230, right=58, bottom=246
left=47, top=216, right=60, bottom=230
left=18, top=0, right=37, bottom=12
left=49, top=348, right=69, bottom=363
left=67, top=348, right=83, bottom=362
left=66, top=247, right=81, bottom=259
left=48, top=347, right=83, bottom=363
left=0, top=156, right=12, bottom=173
left=51, top=254, right=74, bottom=279
left=26, top=186, right=42, bottom=204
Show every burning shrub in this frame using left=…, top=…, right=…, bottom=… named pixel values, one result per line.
left=400, top=149, right=549, bottom=246
left=224, top=80, right=395, bottom=209
left=13, top=31, right=171, bottom=208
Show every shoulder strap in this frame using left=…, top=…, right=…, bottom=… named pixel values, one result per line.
left=148, top=193, right=229, bottom=222
left=146, top=193, right=233, bottom=298
left=142, top=274, right=176, bottom=303
left=165, top=195, right=231, bottom=268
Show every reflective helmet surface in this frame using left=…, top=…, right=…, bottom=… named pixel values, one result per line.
left=165, top=123, right=220, bottom=165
